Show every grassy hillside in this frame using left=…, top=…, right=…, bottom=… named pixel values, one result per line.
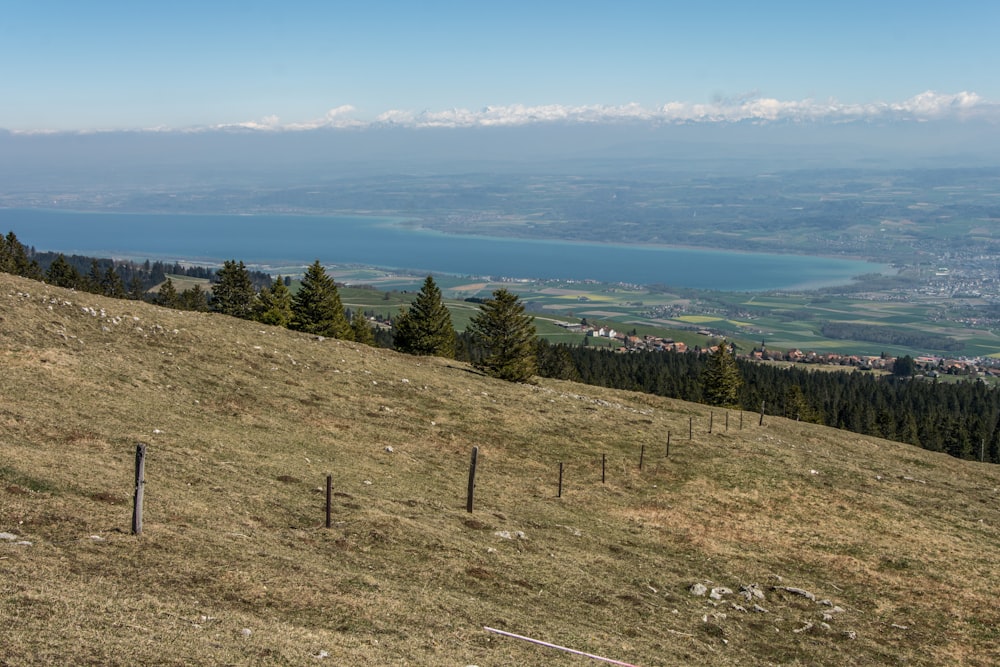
left=1, top=272, right=999, bottom=666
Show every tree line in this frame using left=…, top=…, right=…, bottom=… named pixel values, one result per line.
left=542, top=343, right=1000, bottom=463
left=1, top=231, right=538, bottom=383
left=4, top=230, right=997, bottom=463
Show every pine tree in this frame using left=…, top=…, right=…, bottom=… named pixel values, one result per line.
left=291, top=260, right=352, bottom=339
left=253, top=275, right=294, bottom=327
left=351, top=310, right=376, bottom=346
left=180, top=285, right=210, bottom=311
left=467, top=288, right=537, bottom=382
left=701, top=341, right=743, bottom=408
left=101, top=265, right=126, bottom=298
left=1, top=231, right=42, bottom=279
left=393, top=275, right=455, bottom=357
left=45, top=254, right=81, bottom=289
left=127, top=274, right=145, bottom=300
left=157, top=277, right=180, bottom=308
left=212, top=259, right=256, bottom=319
left=86, top=260, right=104, bottom=294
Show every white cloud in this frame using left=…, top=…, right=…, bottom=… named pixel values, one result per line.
left=358, top=91, right=996, bottom=128
left=6, top=91, right=995, bottom=135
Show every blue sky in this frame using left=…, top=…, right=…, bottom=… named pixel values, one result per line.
left=2, top=1, right=998, bottom=132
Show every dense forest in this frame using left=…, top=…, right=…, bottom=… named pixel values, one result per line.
left=3, top=230, right=997, bottom=464
left=530, top=341, right=1000, bottom=463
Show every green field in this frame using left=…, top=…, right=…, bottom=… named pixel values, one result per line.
left=171, top=267, right=1000, bottom=359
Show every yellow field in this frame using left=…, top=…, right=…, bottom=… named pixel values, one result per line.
left=676, top=315, right=724, bottom=323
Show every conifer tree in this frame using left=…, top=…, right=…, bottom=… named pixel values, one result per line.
left=393, top=275, right=455, bottom=357
left=467, top=288, right=537, bottom=382
left=351, top=310, right=376, bottom=346
left=45, top=253, right=81, bottom=289
left=102, top=265, right=126, bottom=298
left=212, top=259, right=256, bottom=319
left=157, top=277, right=180, bottom=308
left=181, top=285, right=210, bottom=311
left=253, top=275, right=293, bottom=327
left=127, top=274, right=145, bottom=300
left=702, top=341, right=743, bottom=407
left=85, top=260, right=104, bottom=294
left=291, top=260, right=352, bottom=339
left=1, top=231, right=42, bottom=279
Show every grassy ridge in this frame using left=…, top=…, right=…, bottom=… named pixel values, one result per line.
left=1, top=272, right=999, bottom=666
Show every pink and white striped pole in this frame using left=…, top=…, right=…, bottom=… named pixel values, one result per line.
left=483, top=626, right=640, bottom=666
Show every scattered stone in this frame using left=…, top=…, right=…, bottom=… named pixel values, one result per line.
left=752, top=604, right=769, bottom=613
left=710, top=587, right=733, bottom=600
left=740, top=583, right=766, bottom=601
left=793, top=622, right=814, bottom=634
left=820, top=622, right=832, bottom=631
left=689, top=583, right=708, bottom=596
left=891, top=623, right=909, bottom=630
left=494, top=530, right=526, bottom=540
left=0, top=532, right=19, bottom=541
left=384, top=446, right=394, bottom=453
left=776, top=586, right=816, bottom=601
left=844, top=631, right=857, bottom=640
left=241, top=628, right=253, bottom=638
left=314, top=650, right=329, bottom=659
left=731, top=604, right=747, bottom=613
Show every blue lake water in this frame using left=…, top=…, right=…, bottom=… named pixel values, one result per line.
left=2, top=208, right=888, bottom=291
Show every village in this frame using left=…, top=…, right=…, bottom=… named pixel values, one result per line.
left=557, top=320, right=1000, bottom=380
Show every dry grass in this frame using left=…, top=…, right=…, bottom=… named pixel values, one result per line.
left=1, top=272, right=999, bottom=666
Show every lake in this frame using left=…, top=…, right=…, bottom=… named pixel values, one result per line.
left=1, top=208, right=888, bottom=291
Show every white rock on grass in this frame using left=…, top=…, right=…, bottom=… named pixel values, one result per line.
left=709, top=587, right=733, bottom=600
left=689, top=583, right=708, bottom=596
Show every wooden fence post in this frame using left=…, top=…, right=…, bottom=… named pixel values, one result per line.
left=639, top=444, right=645, bottom=471
left=709, top=412, right=714, bottom=434
left=759, top=401, right=765, bottom=426
left=666, top=431, right=671, bottom=458
left=558, top=462, right=564, bottom=498
left=325, top=474, right=332, bottom=528
left=467, top=446, right=479, bottom=513
left=689, top=417, right=693, bottom=440
left=725, top=412, right=729, bottom=432
left=131, top=443, right=146, bottom=536
left=602, top=453, right=606, bottom=484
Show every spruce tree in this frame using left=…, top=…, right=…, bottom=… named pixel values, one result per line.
left=1, top=231, right=42, bottom=279
left=351, top=310, right=376, bottom=346
left=157, top=277, right=180, bottom=308
left=83, top=260, right=104, bottom=294
left=702, top=341, right=743, bottom=407
left=467, top=288, right=537, bottom=382
left=212, top=259, right=256, bottom=319
left=253, top=275, right=294, bottom=327
left=181, top=285, right=210, bottom=311
left=127, top=274, right=145, bottom=300
left=45, top=254, right=81, bottom=289
left=393, top=275, right=455, bottom=357
left=291, top=260, right=352, bottom=339
left=102, top=265, right=126, bottom=298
